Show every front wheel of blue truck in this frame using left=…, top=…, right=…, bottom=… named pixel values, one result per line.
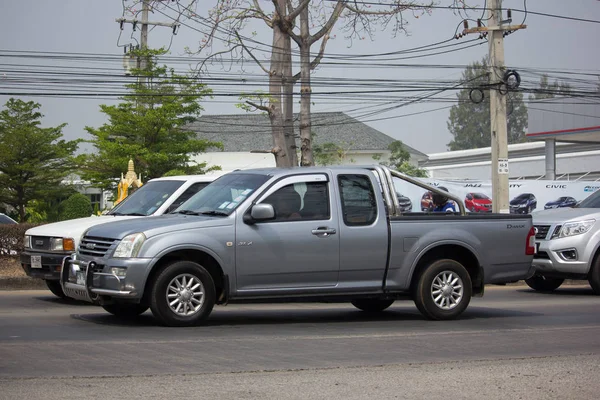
left=413, top=259, right=472, bottom=320
left=149, top=260, right=216, bottom=327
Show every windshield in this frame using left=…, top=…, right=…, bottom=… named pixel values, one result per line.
left=473, top=193, right=488, bottom=200
left=0, top=214, right=16, bottom=224
left=515, top=194, right=530, bottom=200
left=577, top=190, right=600, bottom=208
left=108, top=180, right=185, bottom=216
left=175, top=173, right=270, bottom=216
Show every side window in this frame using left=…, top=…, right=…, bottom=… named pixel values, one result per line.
left=338, top=174, right=377, bottom=226
left=169, top=182, right=210, bottom=212
left=262, top=182, right=330, bottom=222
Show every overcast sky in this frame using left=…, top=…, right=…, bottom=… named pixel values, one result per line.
left=1, top=0, right=599, bottom=156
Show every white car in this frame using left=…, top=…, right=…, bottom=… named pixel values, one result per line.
left=20, top=174, right=221, bottom=298
left=528, top=189, right=600, bottom=294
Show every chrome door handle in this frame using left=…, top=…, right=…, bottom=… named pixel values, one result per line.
left=311, top=227, right=337, bottom=236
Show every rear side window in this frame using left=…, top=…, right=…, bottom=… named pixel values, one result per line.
left=338, top=174, right=377, bottom=226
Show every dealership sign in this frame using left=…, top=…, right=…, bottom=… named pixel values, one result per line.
left=392, top=176, right=600, bottom=214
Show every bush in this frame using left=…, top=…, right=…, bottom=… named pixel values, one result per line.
left=59, top=193, right=93, bottom=221
left=0, top=223, right=41, bottom=256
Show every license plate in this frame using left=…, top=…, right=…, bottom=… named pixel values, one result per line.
left=31, top=255, right=42, bottom=269
left=76, top=271, right=86, bottom=286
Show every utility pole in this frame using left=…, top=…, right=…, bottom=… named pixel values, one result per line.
left=463, top=0, right=526, bottom=213
left=117, top=0, right=179, bottom=74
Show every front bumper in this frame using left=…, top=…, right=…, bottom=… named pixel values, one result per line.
left=59, top=256, right=150, bottom=303
left=532, top=237, right=590, bottom=277
left=20, top=251, right=69, bottom=280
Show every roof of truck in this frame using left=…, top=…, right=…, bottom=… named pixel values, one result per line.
left=228, top=165, right=382, bottom=177
left=148, top=172, right=227, bottom=182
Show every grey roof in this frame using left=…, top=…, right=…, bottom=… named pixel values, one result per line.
left=186, top=112, right=425, bottom=156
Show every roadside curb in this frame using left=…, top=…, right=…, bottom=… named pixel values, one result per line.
left=0, top=276, right=589, bottom=291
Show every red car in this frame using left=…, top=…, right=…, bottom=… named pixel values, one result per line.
left=465, top=192, right=492, bottom=212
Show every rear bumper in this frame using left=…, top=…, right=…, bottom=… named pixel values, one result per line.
left=20, top=251, right=69, bottom=281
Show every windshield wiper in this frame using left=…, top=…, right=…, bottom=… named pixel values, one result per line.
left=172, top=209, right=201, bottom=215
left=198, top=210, right=229, bottom=216
left=110, top=212, right=147, bottom=216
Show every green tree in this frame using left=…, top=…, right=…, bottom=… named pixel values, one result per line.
left=380, top=141, right=428, bottom=178
left=447, top=57, right=528, bottom=151
left=78, top=48, right=223, bottom=191
left=0, top=98, right=80, bottom=222
left=530, top=74, right=571, bottom=100
left=58, top=193, right=92, bottom=221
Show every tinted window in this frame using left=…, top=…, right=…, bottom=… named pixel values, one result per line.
left=168, top=182, right=210, bottom=213
left=0, top=215, right=16, bottom=224
left=473, top=193, right=488, bottom=200
left=180, top=173, right=270, bottom=215
left=338, top=174, right=377, bottom=226
left=577, top=190, right=600, bottom=208
left=263, top=182, right=329, bottom=222
left=108, top=180, right=185, bottom=216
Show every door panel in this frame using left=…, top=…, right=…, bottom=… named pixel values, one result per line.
left=235, top=175, right=340, bottom=293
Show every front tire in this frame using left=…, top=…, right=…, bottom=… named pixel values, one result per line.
left=149, top=261, right=216, bottom=327
left=45, top=280, right=66, bottom=299
left=413, top=259, right=472, bottom=320
left=101, top=303, right=149, bottom=318
left=588, top=254, right=600, bottom=295
left=351, top=299, right=394, bottom=312
left=525, top=275, right=564, bottom=292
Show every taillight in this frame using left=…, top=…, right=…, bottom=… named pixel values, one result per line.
left=526, top=226, right=536, bottom=255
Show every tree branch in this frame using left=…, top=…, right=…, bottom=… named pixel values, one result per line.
left=291, top=31, right=332, bottom=83
left=251, top=0, right=273, bottom=27
left=234, top=30, right=270, bottom=75
left=309, top=0, right=347, bottom=45
left=287, top=0, right=311, bottom=21
left=246, top=100, right=271, bottom=113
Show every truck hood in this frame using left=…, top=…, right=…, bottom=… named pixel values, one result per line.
left=82, top=214, right=232, bottom=240
left=532, top=207, right=600, bottom=224
left=25, top=215, right=143, bottom=239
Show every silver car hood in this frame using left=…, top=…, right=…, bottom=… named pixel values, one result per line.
left=82, top=214, right=233, bottom=240
left=532, top=208, right=600, bottom=224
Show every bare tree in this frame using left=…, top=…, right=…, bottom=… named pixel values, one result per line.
left=143, top=1, right=460, bottom=166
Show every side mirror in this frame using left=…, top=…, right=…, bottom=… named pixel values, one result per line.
left=244, top=203, right=275, bottom=225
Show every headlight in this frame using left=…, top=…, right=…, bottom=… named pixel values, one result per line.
left=49, top=238, right=75, bottom=252
left=559, top=219, right=595, bottom=238
left=113, top=233, right=146, bottom=258
left=24, top=235, right=31, bottom=248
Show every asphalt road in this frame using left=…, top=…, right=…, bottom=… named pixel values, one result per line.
left=1, top=285, right=599, bottom=399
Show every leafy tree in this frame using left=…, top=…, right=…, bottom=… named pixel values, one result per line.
left=380, top=141, right=427, bottom=177
left=78, top=48, right=223, bottom=191
left=529, top=74, right=571, bottom=100
left=447, top=57, right=528, bottom=151
left=59, top=193, right=92, bottom=221
left=0, top=98, right=80, bottom=222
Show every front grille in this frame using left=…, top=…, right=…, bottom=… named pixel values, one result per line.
left=79, top=236, right=117, bottom=257
left=31, top=236, right=50, bottom=251
left=534, top=251, right=550, bottom=259
left=534, top=225, right=550, bottom=240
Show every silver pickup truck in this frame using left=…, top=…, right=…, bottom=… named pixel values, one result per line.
left=527, top=188, right=600, bottom=294
left=60, top=166, right=536, bottom=326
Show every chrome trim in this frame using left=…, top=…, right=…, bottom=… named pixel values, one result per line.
left=91, top=288, right=134, bottom=296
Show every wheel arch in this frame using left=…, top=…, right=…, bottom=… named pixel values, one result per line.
left=143, top=248, right=227, bottom=305
left=409, top=243, right=484, bottom=296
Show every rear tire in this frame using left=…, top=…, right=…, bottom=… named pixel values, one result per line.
left=413, top=259, right=472, bottom=320
left=45, top=280, right=66, bottom=299
left=101, top=303, right=149, bottom=318
left=525, top=275, right=564, bottom=292
left=351, top=299, right=394, bottom=312
left=149, top=261, right=216, bottom=327
left=588, top=254, right=600, bottom=295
